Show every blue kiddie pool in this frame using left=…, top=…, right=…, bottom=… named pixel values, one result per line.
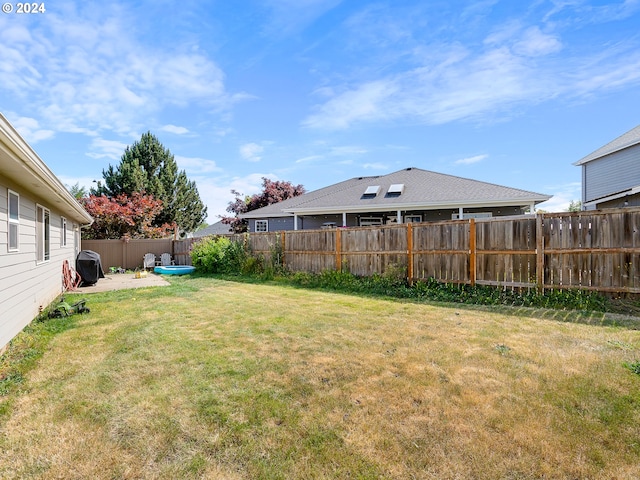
left=154, top=265, right=196, bottom=275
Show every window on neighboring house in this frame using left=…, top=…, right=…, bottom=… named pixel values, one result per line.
left=8, top=190, right=19, bottom=251
left=406, top=215, right=422, bottom=223
left=36, top=205, right=50, bottom=262
left=255, top=220, right=268, bottom=232
left=61, top=217, right=67, bottom=247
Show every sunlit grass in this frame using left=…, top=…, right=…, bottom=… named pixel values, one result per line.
left=1, top=276, right=639, bottom=479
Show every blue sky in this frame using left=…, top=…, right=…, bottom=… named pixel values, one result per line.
left=2, top=0, right=640, bottom=222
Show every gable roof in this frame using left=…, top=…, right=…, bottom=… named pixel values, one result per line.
left=574, top=124, right=640, bottom=166
left=190, top=220, right=232, bottom=237
left=242, top=167, right=551, bottom=218
left=0, top=113, right=93, bottom=225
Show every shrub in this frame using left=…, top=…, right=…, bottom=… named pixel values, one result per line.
left=191, top=236, right=248, bottom=274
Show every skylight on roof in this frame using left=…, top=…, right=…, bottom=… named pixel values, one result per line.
left=388, top=184, right=404, bottom=195
left=363, top=185, right=381, bottom=196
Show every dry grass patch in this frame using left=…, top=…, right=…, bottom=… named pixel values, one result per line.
left=1, top=277, right=639, bottom=479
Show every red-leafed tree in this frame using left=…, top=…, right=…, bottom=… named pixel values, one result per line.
left=81, top=192, right=175, bottom=239
left=221, top=178, right=305, bottom=233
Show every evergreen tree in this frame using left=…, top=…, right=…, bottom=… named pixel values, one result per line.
left=93, top=132, right=207, bottom=233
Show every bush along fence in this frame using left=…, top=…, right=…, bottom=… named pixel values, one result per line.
left=186, top=208, right=640, bottom=296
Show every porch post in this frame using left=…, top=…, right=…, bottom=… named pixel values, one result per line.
left=459, top=207, right=464, bottom=220
left=294, top=214, right=298, bottom=231
left=342, top=212, right=347, bottom=227
left=397, top=209, right=402, bottom=223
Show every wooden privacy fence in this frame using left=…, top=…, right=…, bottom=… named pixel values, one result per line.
left=82, top=238, right=176, bottom=270
left=216, top=208, right=640, bottom=295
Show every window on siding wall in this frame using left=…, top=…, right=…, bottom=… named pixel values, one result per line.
left=8, top=190, right=19, bottom=251
left=255, top=220, right=268, bottom=232
left=36, top=205, right=50, bottom=262
left=61, top=217, right=67, bottom=247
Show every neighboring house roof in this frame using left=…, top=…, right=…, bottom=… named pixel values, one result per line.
left=574, top=124, right=640, bottom=165
left=190, top=220, right=233, bottom=237
left=241, top=167, right=551, bottom=218
left=0, top=113, right=93, bottom=225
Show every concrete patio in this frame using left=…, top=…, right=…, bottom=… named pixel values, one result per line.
left=73, top=272, right=170, bottom=293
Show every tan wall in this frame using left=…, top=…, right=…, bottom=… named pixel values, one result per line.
left=81, top=238, right=174, bottom=271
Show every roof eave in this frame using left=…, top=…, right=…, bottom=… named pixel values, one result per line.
left=279, top=197, right=552, bottom=216
left=0, top=114, right=93, bottom=226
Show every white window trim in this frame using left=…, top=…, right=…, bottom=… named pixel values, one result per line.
left=61, top=216, right=67, bottom=247
left=8, top=189, right=19, bottom=252
left=405, top=215, right=422, bottom=223
left=36, top=204, right=51, bottom=263
left=359, top=216, right=383, bottom=227
left=255, top=219, right=268, bottom=232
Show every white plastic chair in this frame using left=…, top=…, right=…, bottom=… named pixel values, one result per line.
left=160, top=253, right=173, bottom=266
left=143, top=253, right=156, bottom=270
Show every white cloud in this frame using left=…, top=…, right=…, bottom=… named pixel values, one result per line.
left=295, top=155, right=323, bottom=164
left=240, top=143, right=264, bottom=162
left=161, top=124, right=190, bottom=135
left=512, top=27, right=562, bottom=57
left=302, top=11, right=640, bottom=130
left=454, top=154, right=488, bottom=165
left=196, top=173, right=279, bottom=221
left=362, top=162, right=388, bottom=170
left=9, top=116, right=54, bottom=143
left=175, top=155, right=221, bottom=174
left=535, top=181, right=582, bottom=212
left=86, top=138, right=129, bottom=160
left=0, top=6, right=237, bottom=141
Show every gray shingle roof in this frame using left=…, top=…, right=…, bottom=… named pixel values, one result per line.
left=242, top=167, right=551, bottom=218
left=574, top=124, right=640, bottom=165
left=190, top=220, right=232, bottom=237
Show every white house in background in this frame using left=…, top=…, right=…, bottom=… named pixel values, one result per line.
left=0, top=113, right=93, bottom=353
left=574, top=124, right=640, bottom=210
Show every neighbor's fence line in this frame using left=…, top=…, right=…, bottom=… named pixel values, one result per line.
left=218, top=208, right=640, bottom=295
left=84, top=208, right=640, bottom=295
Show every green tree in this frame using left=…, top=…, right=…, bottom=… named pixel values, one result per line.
left=67, top=182, right=88, bottom=200
left=222, top=178, right=305, bottom=233
left=93, top=132, right=207, bottom=233
left=567, top=200, right=582, bottom=212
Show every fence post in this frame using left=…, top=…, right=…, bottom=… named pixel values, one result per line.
left=469, top=218, right=476, bottom=286
left=536, top=212, right=544, bottom=293
left=336, top=228, right=342, bottom=271
left=280, top=231, right=286, bottom=269
left=407, top=222, right=413, bottom=285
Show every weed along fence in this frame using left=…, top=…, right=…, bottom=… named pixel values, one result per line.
left=219, top=208, right=640, bottom=295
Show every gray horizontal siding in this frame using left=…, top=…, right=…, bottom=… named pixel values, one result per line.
left=1, top=182, right=78, bottom=350
left=584, top=144, right=640, bottom=202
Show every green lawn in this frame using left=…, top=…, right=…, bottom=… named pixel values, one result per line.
left=1, top=276, right=640, bottom=479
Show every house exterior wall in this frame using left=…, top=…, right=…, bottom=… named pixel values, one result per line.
left=248, top=206, right=529, bottom=232
left=583, top=144, right=640, bottom=203
left=594, top=192, right=640, bottom=210
left=0, top=178, right=81, bottom=352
